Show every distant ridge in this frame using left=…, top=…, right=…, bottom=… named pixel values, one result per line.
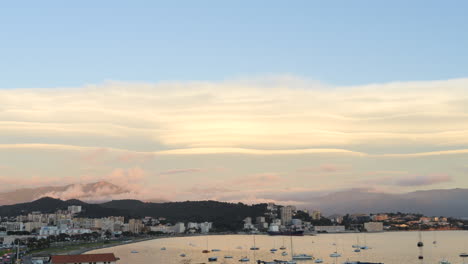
left=308, top=188, right=468, bottom=218
left=0, top=181, right=129, bottom=205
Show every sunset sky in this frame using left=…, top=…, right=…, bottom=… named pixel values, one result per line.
left=1, top=1, right=467, bottom=205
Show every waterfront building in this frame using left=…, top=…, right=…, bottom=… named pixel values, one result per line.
left=314, top=225, right=345, bottom=233
left=364, top=222, right=384, bottom=232
left=172, top=222, right=186, bottom=233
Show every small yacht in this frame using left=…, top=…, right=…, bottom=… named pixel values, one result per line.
left=329, top=252, right=341, bottom=258
left=160, top=247, right=166, bottom=250
left=282, top=252, right=288, bottom=256
left=239, top=257, right=250, bottom=262
left=460, top=253, right=468, bottom=258
left=202, top=250, right=211, bottom=253
left=131, top=250, right=138, bottom=253
left=271, top=248, right=278, bottom=252
left=212, top=249, right=221, bottom=252
left=354, top=248, right=361, bottom=253
left=314, top=258, right=323, bottom=263
left=439, top=260, right=451, bottom=264
left=292, top=254, right=313, bottom=260
left=224, top=255, right=233, bottom=259
left=180, top=254, right=186, bottom=257
left=280, top=246, right=287, bottom=250
left=250, top=246, right=260, bottom=250
left=208, top=256, right=218, bottom=262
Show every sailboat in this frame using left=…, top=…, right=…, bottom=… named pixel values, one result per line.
left=271, top=238, right=278, bottom=253
left=202, top=236, right=211, bottom=253
left=250, top=235, right=260, bottom=250
left=290, top=235, right=311, bottom=261
left=354, top=235, right=361, bottom=252
left=330, top=237, right=342, bottom=258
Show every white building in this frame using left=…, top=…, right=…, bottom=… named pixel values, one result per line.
left=280, top=206, right=295, bottom=225
left=314, top=225, right=345, bottom=233
left=172, top=222, right=186, bottom=233
left=291, top=219, right=302, bottom=227
left=67, top=205, right=82, bottom=214
left=1, top=222, right=24, bottom=232
left=150, top=225, right=172, bottom=233
left=39, top=226, right=59, bottom=236
left=200, top=222, right=212, bottom=233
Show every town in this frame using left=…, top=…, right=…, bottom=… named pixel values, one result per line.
left=0, top=201, right=466, bottom=264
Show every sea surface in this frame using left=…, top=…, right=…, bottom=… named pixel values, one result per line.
left=89, top=231, right=468, bottom=264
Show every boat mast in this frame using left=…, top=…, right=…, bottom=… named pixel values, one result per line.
left=417, top=225, right=424, bottom=264
left=290, top=235, right=294, bottom=257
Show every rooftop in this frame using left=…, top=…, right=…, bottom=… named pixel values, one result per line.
left=50, top=253, right=118, bottom=264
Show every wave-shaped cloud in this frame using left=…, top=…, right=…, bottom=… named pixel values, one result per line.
left=1, top=77, right=468, bottom=154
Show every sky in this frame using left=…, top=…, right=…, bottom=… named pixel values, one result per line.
left=0, top=1, right=468, bottom=206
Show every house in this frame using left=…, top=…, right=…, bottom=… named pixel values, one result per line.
left=50, top=253, right=118, bottom=264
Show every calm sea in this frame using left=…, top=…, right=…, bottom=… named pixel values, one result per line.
left=89, top=231, right=468, bottom=264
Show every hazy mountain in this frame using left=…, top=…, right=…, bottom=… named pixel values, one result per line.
left=0, top=181, right=129, bottom=205
left=310, top=188, right=468, bottom=218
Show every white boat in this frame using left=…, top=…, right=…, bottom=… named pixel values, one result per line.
left=330, top=252, right=341, bottom=258
left=282, top=252, right=288, bottom=256
left=292, top=254, right=313, bottom=260
left=314, top=258, right=323, bottom=263
left=212, top=249, right=221, bottom=252
left=439, top=260, right=451, bottom=264
left=224, top=255, right=233, bottom=259
left=160, top=247, right=166, bottom=250
left=131, top=250, right=138, bottom=253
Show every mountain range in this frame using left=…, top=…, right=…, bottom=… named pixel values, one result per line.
left=0, top=181, right=130, bottom=205
left=308, top=188, right=468, bottom=218
left=1, top=182, right=468, bottom=218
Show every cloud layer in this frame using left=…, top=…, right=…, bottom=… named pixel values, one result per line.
left=1, top=77, right=468, bottom=204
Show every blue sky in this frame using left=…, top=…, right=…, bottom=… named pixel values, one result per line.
left=1, top=0, right=467, bottom=88
left=1, top=1, right=468, bottom=204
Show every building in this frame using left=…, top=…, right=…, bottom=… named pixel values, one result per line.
left=291, top=219, right=302, bottom=227
left=24, top=222, right=46, bottom=232
left=280, top=206, right=295, bottom=225
left=172, top=222, right=186, bottom=233
left=1, top=222, right=25, bottom=232
left=200, top=222, right=212, bottom=233
left=128, top=219, right=143, bottom=233
left=50, top=253, right=118, bottom=264
left=310, top=210, right=322, bottom=220
left=314, top=225, right=345, bottom=233
left=372, top=214, right=388, bottom=221
left=67, top=205, right=82, bottom=214
left=364, top=222, right=384, bottom=232
left=256, top=217, right=265, bottom=223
